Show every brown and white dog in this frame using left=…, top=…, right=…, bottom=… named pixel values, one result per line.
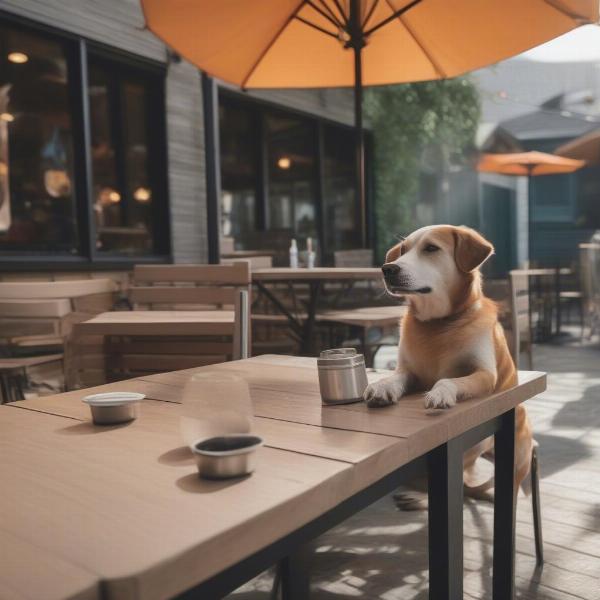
left=364, top=224, right=533, bottom=495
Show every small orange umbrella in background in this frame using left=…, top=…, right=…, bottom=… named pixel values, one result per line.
left=141, top=0, right=598, bottom=246
left=478, top=151, right=586, bottom=177
left=556, top=129, right=600, bottom=165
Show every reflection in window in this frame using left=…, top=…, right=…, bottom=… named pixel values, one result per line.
left=0, top=24, right=78, bottom=253
left=219, top=102, right=257, bottom=249
left=89, top=59, right=156, bottom=255
left=266, top=112, right=317, bottom=246
left=323, top=125, right=359, bottom=259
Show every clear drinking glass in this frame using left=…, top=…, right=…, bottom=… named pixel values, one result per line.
left=180, top=372, right=253, bottom=447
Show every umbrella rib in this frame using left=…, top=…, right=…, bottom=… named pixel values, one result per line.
left=330, top=0, right=349, bottom=25
left=364, top=0, right=423, bottom=37
left=362, top=0, right=380, bottom=28
left=295, top=15, right=340, bottom=38
left=543, top=0, right=591, bottom=22
left=241, top=0, right=308, bottom=89
left=384, top=0, right=447, bottom=78
left=312, top=0, right=345, bottom=28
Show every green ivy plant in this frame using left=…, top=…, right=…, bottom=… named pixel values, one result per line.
left=364, top=77, right=481, bottom=261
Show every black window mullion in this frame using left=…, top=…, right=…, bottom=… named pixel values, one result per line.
left=257, top=108, right=269, bottom=231
left=315, top=121, right=327, bottom=264
left=111, top=70, right=130, bottom=226
left=70, top=38, right=96, bottom=260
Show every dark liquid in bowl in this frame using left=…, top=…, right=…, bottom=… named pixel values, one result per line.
left=195, top=436, right=261, bottom=452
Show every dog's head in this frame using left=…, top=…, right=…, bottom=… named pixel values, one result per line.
left=381, top=225, right=494, bottom=320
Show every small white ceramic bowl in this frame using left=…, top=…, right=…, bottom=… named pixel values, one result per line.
left=82, top=392, right=145, bottom=425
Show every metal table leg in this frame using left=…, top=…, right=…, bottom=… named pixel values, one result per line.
left=493, top=408, right=516, bottom=600
left=428, top=437, right=464, bottom=600
left=280, top=545, right=311, bottom=600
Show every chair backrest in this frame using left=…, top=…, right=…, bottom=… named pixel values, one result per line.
left=130, top=262, right=251, bottom=310
left=508, top=270, right=531, bottom=368
left=334, top=249, right=374, bottom=268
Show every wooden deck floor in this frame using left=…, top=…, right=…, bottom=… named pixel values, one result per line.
left=230, top=341, right=600, bottom=599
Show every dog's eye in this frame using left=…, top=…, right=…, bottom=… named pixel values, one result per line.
left=424, top=244, right=440, bottom=253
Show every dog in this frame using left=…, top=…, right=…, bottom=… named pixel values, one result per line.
left=363, top=224, right=534, bottom=499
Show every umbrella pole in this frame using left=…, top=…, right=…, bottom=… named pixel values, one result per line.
left=350, top=0, right=367, bottom=247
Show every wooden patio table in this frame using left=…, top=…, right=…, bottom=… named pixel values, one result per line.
left=252, top=267, right=383, bottom=353
left=0, top=355, right=545, bottom=600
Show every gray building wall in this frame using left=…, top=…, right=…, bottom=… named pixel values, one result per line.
left=0, top=0, right=356, bottom=264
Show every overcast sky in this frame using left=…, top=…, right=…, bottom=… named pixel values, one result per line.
left=520, top=24, right=600, bottom=62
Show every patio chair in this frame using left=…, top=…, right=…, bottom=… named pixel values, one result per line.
left=0, top=278, right=118, bottom=394
left=508, top=271, right=544, bottom=567
left=94, top=262, right=251, bottom=382
left=579, top=243, right=600, bottom=339
left=508, top=271, right=533, bottom=370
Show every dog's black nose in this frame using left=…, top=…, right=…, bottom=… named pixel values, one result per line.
left=382, top=263, right=400, bottom=280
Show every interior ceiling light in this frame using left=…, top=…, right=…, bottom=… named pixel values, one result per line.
left=8, top=52, right=28, bottom=64
left=277, top=157, right=291, bottom=169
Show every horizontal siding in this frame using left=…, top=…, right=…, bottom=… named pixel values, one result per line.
left=0, top=0, right=165, bottom=61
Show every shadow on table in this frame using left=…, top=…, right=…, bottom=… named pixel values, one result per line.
left=57, top=421, right=132, bottom=435
left=176, top=472, right=249, bottom=493
left=159, top=445, right=195, bottom=466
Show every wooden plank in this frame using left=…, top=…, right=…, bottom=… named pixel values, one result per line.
left=134, top=263, right=251, bottom=284
left=136, top=357, right=546, bottom=460
left=252, top=267, right=382, bottom=282
left=74, top=311, right=235, bottom=336
left=0, top=526, right=100, bottom=600
left=130, top=286, right=237, bottom=306
left=0, top=279, right=116, bottom=299
left=317, top=305, right=406, bottom=327
left=0, top=353, right=63, bottom=371
left=9, top=392, right=407, bottom=468
left=0, top=406, right=354, bottom=600
left=0, top=298, right=72, bottom=318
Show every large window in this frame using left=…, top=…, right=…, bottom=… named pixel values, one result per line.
left=0, top=22, right=78, bottom=254
left=218, top=93, right=364, bottom=265
left=0, top=17, right=169, bottom=264
left=89, top=58, right=165, bottom=255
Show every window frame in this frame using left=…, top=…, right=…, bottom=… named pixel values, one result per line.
left=0, top=10, right=171, bottom=270
left=216, top=88, right=373, bottom=265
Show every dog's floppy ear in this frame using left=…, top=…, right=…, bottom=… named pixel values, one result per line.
left=453, top=227, right=494, bottom=273
left=385, top=241, right=404, bottom=263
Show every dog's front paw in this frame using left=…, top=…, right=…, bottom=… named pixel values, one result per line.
left=424, top=379, right=457, bottom=409
left=364, top=376, right=406, bottom=407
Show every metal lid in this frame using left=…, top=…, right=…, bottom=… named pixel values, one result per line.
left=320, top=348, right=357, bottom=358
left=317, top=351, right=366, bottom=369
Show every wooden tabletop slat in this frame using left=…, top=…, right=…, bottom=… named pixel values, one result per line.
left=73, top=310, right=235, bottom=336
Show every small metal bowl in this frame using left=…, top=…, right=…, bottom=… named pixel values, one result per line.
left=82, top=392, right=145, bottom=425
left=192, top=434, right=263, bottom=480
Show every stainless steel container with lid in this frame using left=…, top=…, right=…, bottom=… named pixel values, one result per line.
left=317, top=348, right=368, bottom=405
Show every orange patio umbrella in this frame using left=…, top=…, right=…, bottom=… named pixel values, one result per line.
left=477, top=152, right=586, bottom=177
left=141, top=0, right=598, bottom=245
left=556, top=129, right=600, bottom=166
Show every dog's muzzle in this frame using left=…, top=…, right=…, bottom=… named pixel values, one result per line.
left=381, top=263, right=431, bottom=294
